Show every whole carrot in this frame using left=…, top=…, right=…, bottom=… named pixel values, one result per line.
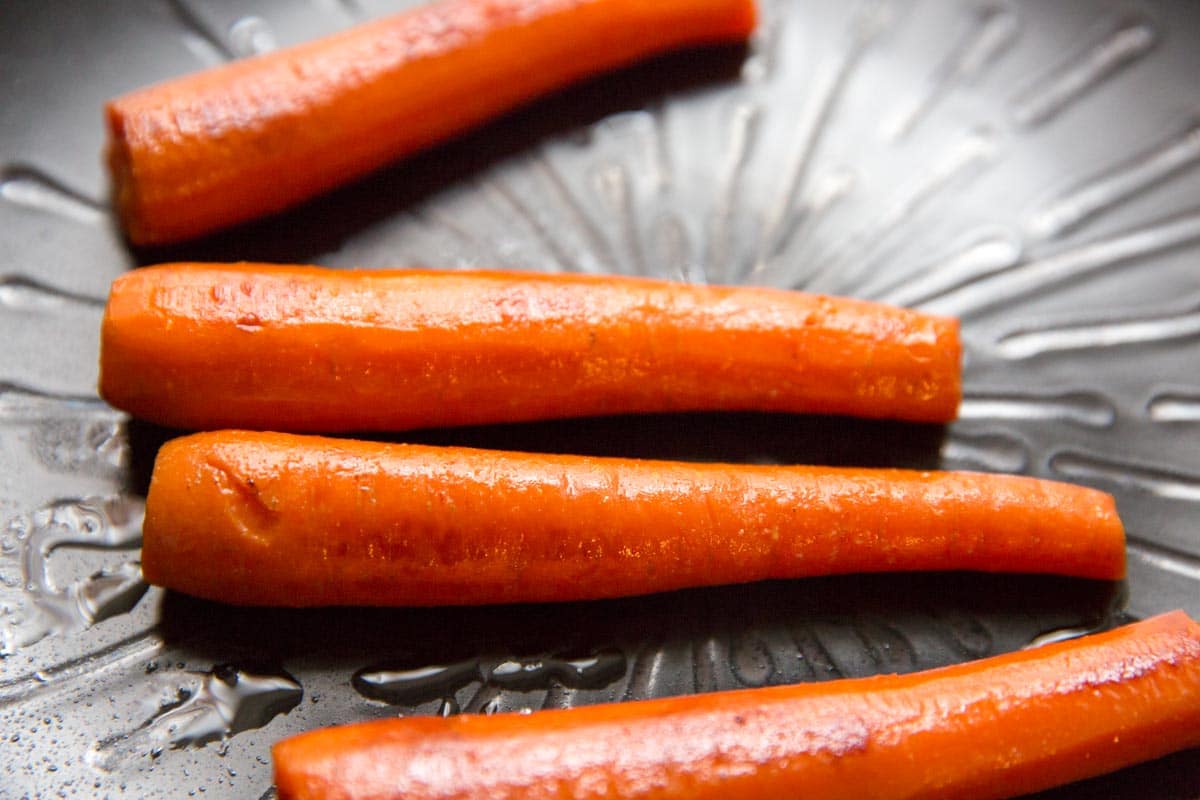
left=105, top=0, right=758, bottom=245
left=99, top=264, right=962, bottom=430
left=140, top=430, right=1124, bottom=607
left=272, top=611, right=1200, bottom=800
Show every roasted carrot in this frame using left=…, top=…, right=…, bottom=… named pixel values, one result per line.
left=105, top=0, right=758, bottom=245
left=272, top=611, right=1200, bottom=800
left=99, top=264, right=962, bottom=430
left=141, top=430, right=1124, bottom=606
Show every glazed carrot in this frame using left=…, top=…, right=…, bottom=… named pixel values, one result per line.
left=105, top=0, right=758, bottom=245
left=99, top=264, right=962, bottom=430
left=141, top=430, right=1124, bottom=606
left=273, top=611, right=1200, bottom=800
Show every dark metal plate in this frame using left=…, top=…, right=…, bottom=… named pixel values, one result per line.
left=1, top=1, right=1199, bottom=797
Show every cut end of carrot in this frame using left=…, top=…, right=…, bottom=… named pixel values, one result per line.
left=103, top=102, right=144, bottom=245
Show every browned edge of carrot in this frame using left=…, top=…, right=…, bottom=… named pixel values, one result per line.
left=140, top=430, right=1125, bottom=607
left=105, top=0, right=758, bottom=244
left=99, top=264, right=962, bottom=431
left=272, top=611, right=1200, bottom=800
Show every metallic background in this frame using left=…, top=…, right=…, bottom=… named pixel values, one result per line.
left=1, top=0, right=1199, bottom=796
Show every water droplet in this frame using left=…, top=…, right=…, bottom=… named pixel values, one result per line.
left=1011, top=15, right=1158, bottom=128
left=353, top=661, right=480, bottom=706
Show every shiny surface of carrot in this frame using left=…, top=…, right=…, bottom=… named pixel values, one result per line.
left=273, top=612, right=1200, bottom=800
left=141, top=430, right=1125, bottom=607
left=99, top=264, right=962, bottom=430
left=105, top=0, right=758, bottom=244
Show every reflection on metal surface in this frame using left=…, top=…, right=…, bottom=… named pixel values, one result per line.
left=996, top=298, right=1200, bottom=359
left=591, top=162, right=647, bottom=276
left=958, top=391, right=1116, bottom=428
left=533, top=149, right=625, bottom=274
left=941, top=430, right=1028, bottom=473
left=0, top=629, right=162, bottom=707
left=1023, top=624, right=1099, bottom=650
left=1127, top=540, right=1200, bottom=583
left=1050, top=451, right=1200, bottom=504
left=410, top=205, right=521, bottom=269
left=755, top=0, right=889, bottom=272
left=805, top=127, right=998, bottom=292
left=621, top=644, right=672, bottom=700
left=1011, top=14, right=1158, bottom=128
left=1147, top=391, right=1200, bottom=423
left=228, top=16, right=277, bottom=56
left=708, top=102, right=762, bottom=283
left=482, top=174, right=583, bottom=272
left=312, top=0, right=364, bottom=24
left=864, top=230, right=1022, bottom=307
left=0, top=278, right=105, bottom=312
left=3, top=0, right=1199, bottom=795
left=0, top=275, right=105, bottom=308
left=883, top=4, right=1018, bottom=142
left=927, top=609, right=994, bottom=660
left=652, top=211, right=694, bottom=283
left=0, top=164, right=107, bottom=225
left=927, top=211, right=1200, bottom=317
left=165, top=0, right=235, bottom=63
left=1027, top=121, right=1200, bottom=240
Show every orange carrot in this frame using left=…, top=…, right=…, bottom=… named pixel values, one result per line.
left=99, top=264, right=962, bottom=430
left=105, top=0, right=758, bottom=245
left=140, top=430, right=1125, bottom=606
left=272, top=611, right=1200, bottom=800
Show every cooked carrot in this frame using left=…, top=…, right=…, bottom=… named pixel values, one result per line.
left=140, top=430, right=1124, bottom=606
left=105, top=0, right=758, bottom=245
left=99, top=264, right=962, bottom=430
left=272, top=611, right=1200, bottom=800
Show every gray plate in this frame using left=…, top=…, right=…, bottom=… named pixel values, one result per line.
left=2, top=1, right=1199, bottom=797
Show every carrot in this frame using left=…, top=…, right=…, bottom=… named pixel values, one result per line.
left=140, top=430, right=1124, bottom=606
left=105, top=0, right=758, bottom=245
left=272, top=611, right=1200, bottom=800
left=99, top=264, right=962, bottom=430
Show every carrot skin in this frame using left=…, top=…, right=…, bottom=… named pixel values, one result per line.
left=140, top=430, right=1125, bottom=607
left=99, top=264, right=962, bottom=430
left=272, top=612, right=1200, bottom=800
left=105, top=0, right=758, bottom=245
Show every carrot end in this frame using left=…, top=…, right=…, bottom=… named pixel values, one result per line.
left=103, top=102, right=145, bottom=245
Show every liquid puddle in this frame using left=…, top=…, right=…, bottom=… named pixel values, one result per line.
left=1, top=496, right=146, bottom=655
left=90, top=664, right=302, bottom=770
left=354, top=648, right=626, bottom=709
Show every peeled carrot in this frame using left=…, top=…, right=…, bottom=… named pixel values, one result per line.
left=99, top=264, right=962, bottom=430
left=141, top=430, right=1124, bottom=606
left=105, top=0, right=758, bottom=245
left=272, top=611, right=1200, bottom=800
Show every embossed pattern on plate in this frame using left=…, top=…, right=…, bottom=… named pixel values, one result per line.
left=1, top=1, right=1198, bottom=797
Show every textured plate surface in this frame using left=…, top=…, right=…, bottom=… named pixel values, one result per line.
left=2, top=0, right=1200, bottom=797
